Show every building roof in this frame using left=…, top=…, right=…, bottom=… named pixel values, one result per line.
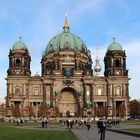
left=12, top=37, right=28, bottom=51
left=107, top=38, right=123, bottom=52
left=43, top=16, right=87, bottom=56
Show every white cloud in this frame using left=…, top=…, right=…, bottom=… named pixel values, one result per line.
left=124, top=39, right=140, bottom=58
left=123, top=39, right=140, bottom=99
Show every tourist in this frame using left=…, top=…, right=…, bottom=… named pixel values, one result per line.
left=97, top=120, right=106, bottom=140
left=45, top=119, right=48, bottom=128
left=86, top=121, right=91, bottom=131
left=41, top=119, right=45, bottom=128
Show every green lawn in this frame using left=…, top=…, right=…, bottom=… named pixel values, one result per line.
left=0, top=122, right=79, bottom=140
left=120, top=120, right=140, bottom=125
left=122, top=128, right=140, bottom=134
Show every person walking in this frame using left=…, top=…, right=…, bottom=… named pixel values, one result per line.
left=41, top=119, right=45, bottom=128
left=97, top=120, right=106, bottom=140
left=86, top=121, right=91, bottom=131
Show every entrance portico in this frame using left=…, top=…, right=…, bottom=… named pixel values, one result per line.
left=58, top=87, right=80, bottom=117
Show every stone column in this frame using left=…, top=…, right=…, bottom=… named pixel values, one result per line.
left=23, top=84, right=26, bottom=96
left=6, top=83, right=10, bottom=107
left=11, top=84, right=13, bottom=95
left=106, top=80, right=111, bottom=118
left=83, top=85, right=86, bottom=107
left=126, top=83, right=130, bottom=117
left=103, top=85, right=106, bottom=95
left=90, top=84, right=93, bottom=106
left=50, top=84, right=53, bottom=108
left=9, top=84, right=11, bottom=96
left=43, top=83, right=46, bottom=105
left=125, top=100, right=127, bottom=119
left=112, top=84, right=116, bottom=119
left=126, top=83, right=129, bottom=97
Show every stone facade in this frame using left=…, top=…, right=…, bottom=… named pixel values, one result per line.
left=5, top=19, right=130, bottom=119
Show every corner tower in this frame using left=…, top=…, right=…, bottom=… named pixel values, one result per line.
left=6, top=38, right=31, bottom=117
left=104, top=38, right=128, bottom=77
left=7, top=37, right=31, bottom=76
left=104, top=38, right=130, bottom=119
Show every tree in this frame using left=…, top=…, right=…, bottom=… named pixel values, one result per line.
left=29, top=106, right=34, bottom=118
left=55, top=106, right=60, bottom=117
left=130, top=99, right=140, bottom=119
left=38, top=105, right=48, bottom=117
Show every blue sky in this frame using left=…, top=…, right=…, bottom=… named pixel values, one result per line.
left=0, top=0, right=140, bottom=102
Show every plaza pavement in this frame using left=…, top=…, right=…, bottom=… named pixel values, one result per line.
left=18, top=124, right=140, bottom=140
left=71, top=125, right=140, bottom=140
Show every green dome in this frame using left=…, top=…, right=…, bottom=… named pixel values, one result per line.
left=34, top=73, right=40, bottom=77
left=43, top=16, right=87, bottom=56
left=44, top=31, right=87, bottom=56
left=12, top=41, right=28, bottom=50
left=107, top=39, right=123, bottom=52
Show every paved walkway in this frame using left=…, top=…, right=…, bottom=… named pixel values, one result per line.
left=18, top=124, right=140, bottom=140
left=71, top=126, right=140, bottom=140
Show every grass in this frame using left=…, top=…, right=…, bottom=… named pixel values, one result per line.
left=0, top=122, right=79, bottom=140
left=122, top=128, right=140, bottom=134
left=120, top=120, right=140, bottom=125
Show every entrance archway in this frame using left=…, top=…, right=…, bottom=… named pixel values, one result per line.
left=58, top=87, right=78, bottom=117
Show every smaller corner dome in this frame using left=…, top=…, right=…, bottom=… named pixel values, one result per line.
left=34, top=72, right=40, bottom=77
left=107, top=38, right=123, bottom=52
left=12, top=41, right=28, bottom=51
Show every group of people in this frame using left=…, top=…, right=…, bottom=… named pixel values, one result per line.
left=7, top=117, right=121, bottom=140
left=13, top=118, right=24, bottom=127
left=59, top=118, right=120, bottom=140
left=59, top=119, right=91, bottom=130
left=106, top=119, right=120, bottom=127
left=41, top=118, right=48, bottom=128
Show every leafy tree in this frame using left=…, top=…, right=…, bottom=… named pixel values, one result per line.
left=38, top=105, right=48, bottom=117
left=130, top=99, right=140, bottom=119
left=29, top=106, right=34, bottom=117
left=55, top=106, right=60, bottom=117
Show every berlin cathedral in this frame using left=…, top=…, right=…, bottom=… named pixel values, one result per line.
left=5, top=16, right=130, bottom=119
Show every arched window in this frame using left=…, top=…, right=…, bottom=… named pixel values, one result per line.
left=16, top=58, right=21, bottom=67
left=114, top=59, right=120, bottom=67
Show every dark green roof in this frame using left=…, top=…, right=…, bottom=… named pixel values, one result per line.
left=12, top=41, right=28, bottom=50
left=107, top=38, right=123, bottom=52
left=43, top=30, right=87, bottom=56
